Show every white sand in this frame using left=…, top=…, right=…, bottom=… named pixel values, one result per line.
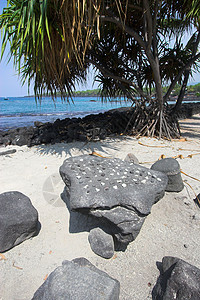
left=0, top=114, right=200, bottom=300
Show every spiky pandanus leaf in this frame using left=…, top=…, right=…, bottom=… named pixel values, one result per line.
left=0, top=0, right=102, bottom=99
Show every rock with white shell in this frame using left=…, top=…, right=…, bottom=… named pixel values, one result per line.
left=124, top=153, right=139, bottom=164
left=60, top=155, right=168, bottom=247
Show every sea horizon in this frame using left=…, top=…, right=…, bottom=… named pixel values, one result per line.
left=0, top=96, right=132, bottom=130
left=1, top=95, right=200, bottom=131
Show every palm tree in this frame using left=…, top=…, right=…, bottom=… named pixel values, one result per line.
left=1, top=0, right=200, bottom=138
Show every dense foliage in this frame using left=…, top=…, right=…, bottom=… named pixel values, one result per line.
left=0, top=0, right=200, bottom=138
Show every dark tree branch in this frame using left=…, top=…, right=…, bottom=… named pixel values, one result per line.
left=143, top=0, right=153, bottom=51
left=152, top=0, right=159, bottom=56
left=100, top=15, right=147, bottom=50
left=172, top=30, right=200, bottom=113
left=87, top=58, right=150, bottom=101
left=164, top=52, right=200, bottom=102
left=100, top=12, right=163, bottom=104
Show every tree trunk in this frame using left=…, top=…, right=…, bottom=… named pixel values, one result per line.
left=172, top=69, right=190, bottom=114
left=172, top=30, right=200, bottom=115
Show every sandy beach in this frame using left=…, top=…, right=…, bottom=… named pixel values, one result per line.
left=0, top=114, right=200, bottom=300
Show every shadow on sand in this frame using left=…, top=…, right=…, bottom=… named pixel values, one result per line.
left=33, top=135, right=134, bottom=158
left=179, top=115, right=200, bottom=139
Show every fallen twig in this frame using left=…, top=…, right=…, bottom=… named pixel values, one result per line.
left=181, top=171, right=200, bottom=182
left=184, top=181, right=200, bottom=207
left=12, top=262, right=23, bottom=270
left=89, top=151, right=109, bottom=158
left=138, top=141, right=167, bottom=148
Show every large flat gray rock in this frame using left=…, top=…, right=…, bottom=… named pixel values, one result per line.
left=60, top=155, right=168, bottom=245
left=153, top=256, right=200, bottom=300
left=32, top=258, right=120, bottom=300
left=0, top=191, right=39, bottom=252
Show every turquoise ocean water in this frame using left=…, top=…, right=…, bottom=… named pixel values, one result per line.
left=0, top=96, right=131, bottom=130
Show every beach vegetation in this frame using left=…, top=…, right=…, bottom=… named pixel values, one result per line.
left=0, top=0, right=200, bottom=139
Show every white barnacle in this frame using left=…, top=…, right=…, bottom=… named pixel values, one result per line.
left=110, top=173, right=114, bottom=176
left=122, top=183, right=127, bottom=187
left=145, top=176, right=149, bottom=180
left=99, top=170, right=102, bottom=173
left=84, top=185, right=89, bottom=189
left=96, top=188, right=100, bottom=192
left=141, top=179, right=146, bottom=184
left=80, top=159, right=83, bottom=162
left=101, top=182, right=105, bottom=186
left=113, top=185, right=118, bottom=189
left=157, top=178, right=162, bottom=181
left=76, top=175, right=81, bottom=179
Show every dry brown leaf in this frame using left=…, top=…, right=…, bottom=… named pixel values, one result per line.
left=112, top=254, right=117, bottom=259
left=45, top=166, right=47, bottom=169
left=44, top=274, right=48, bottom=281
left=159, top=154, right=166, bottom=160
left=0, top=253, right=6, bottom=260
left=89, top=151, right=107, bottom=158
left=49, top=250, right=52, bottom=254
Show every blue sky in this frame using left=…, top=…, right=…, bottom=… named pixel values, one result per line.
left=0, top=1, right=200, bottom=97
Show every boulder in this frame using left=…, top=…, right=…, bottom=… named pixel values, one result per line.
left=60, top=155, right=168, bottom=246
left=152, top=256, right=200, bottom=300
left=124, top=153, right=139, bottom=164
left=151, top=158, right=184, bottom=192
left=32, top=258, right=120, bottom=300
left=0, top=191, right=39, bottom=252
left=88, top=227, right=114, bottom=259
left=0, top=149, right=16, bottom=156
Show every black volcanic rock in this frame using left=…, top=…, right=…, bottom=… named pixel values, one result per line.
left=60, top=155, right=168, bottom=246
left=88, top=227, right=114, bottom=259
left=0, top=191, right=39, bottom=252
left=32, top=258, right=120, bottom=300
left=151, top=158, right=184, bottom=192
left=153, top=256, right=200, bottom=300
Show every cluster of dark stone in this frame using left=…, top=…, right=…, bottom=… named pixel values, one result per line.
left=1, top=155, right=199, bottom=299
left=1, top=102, right=200, bottom=146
